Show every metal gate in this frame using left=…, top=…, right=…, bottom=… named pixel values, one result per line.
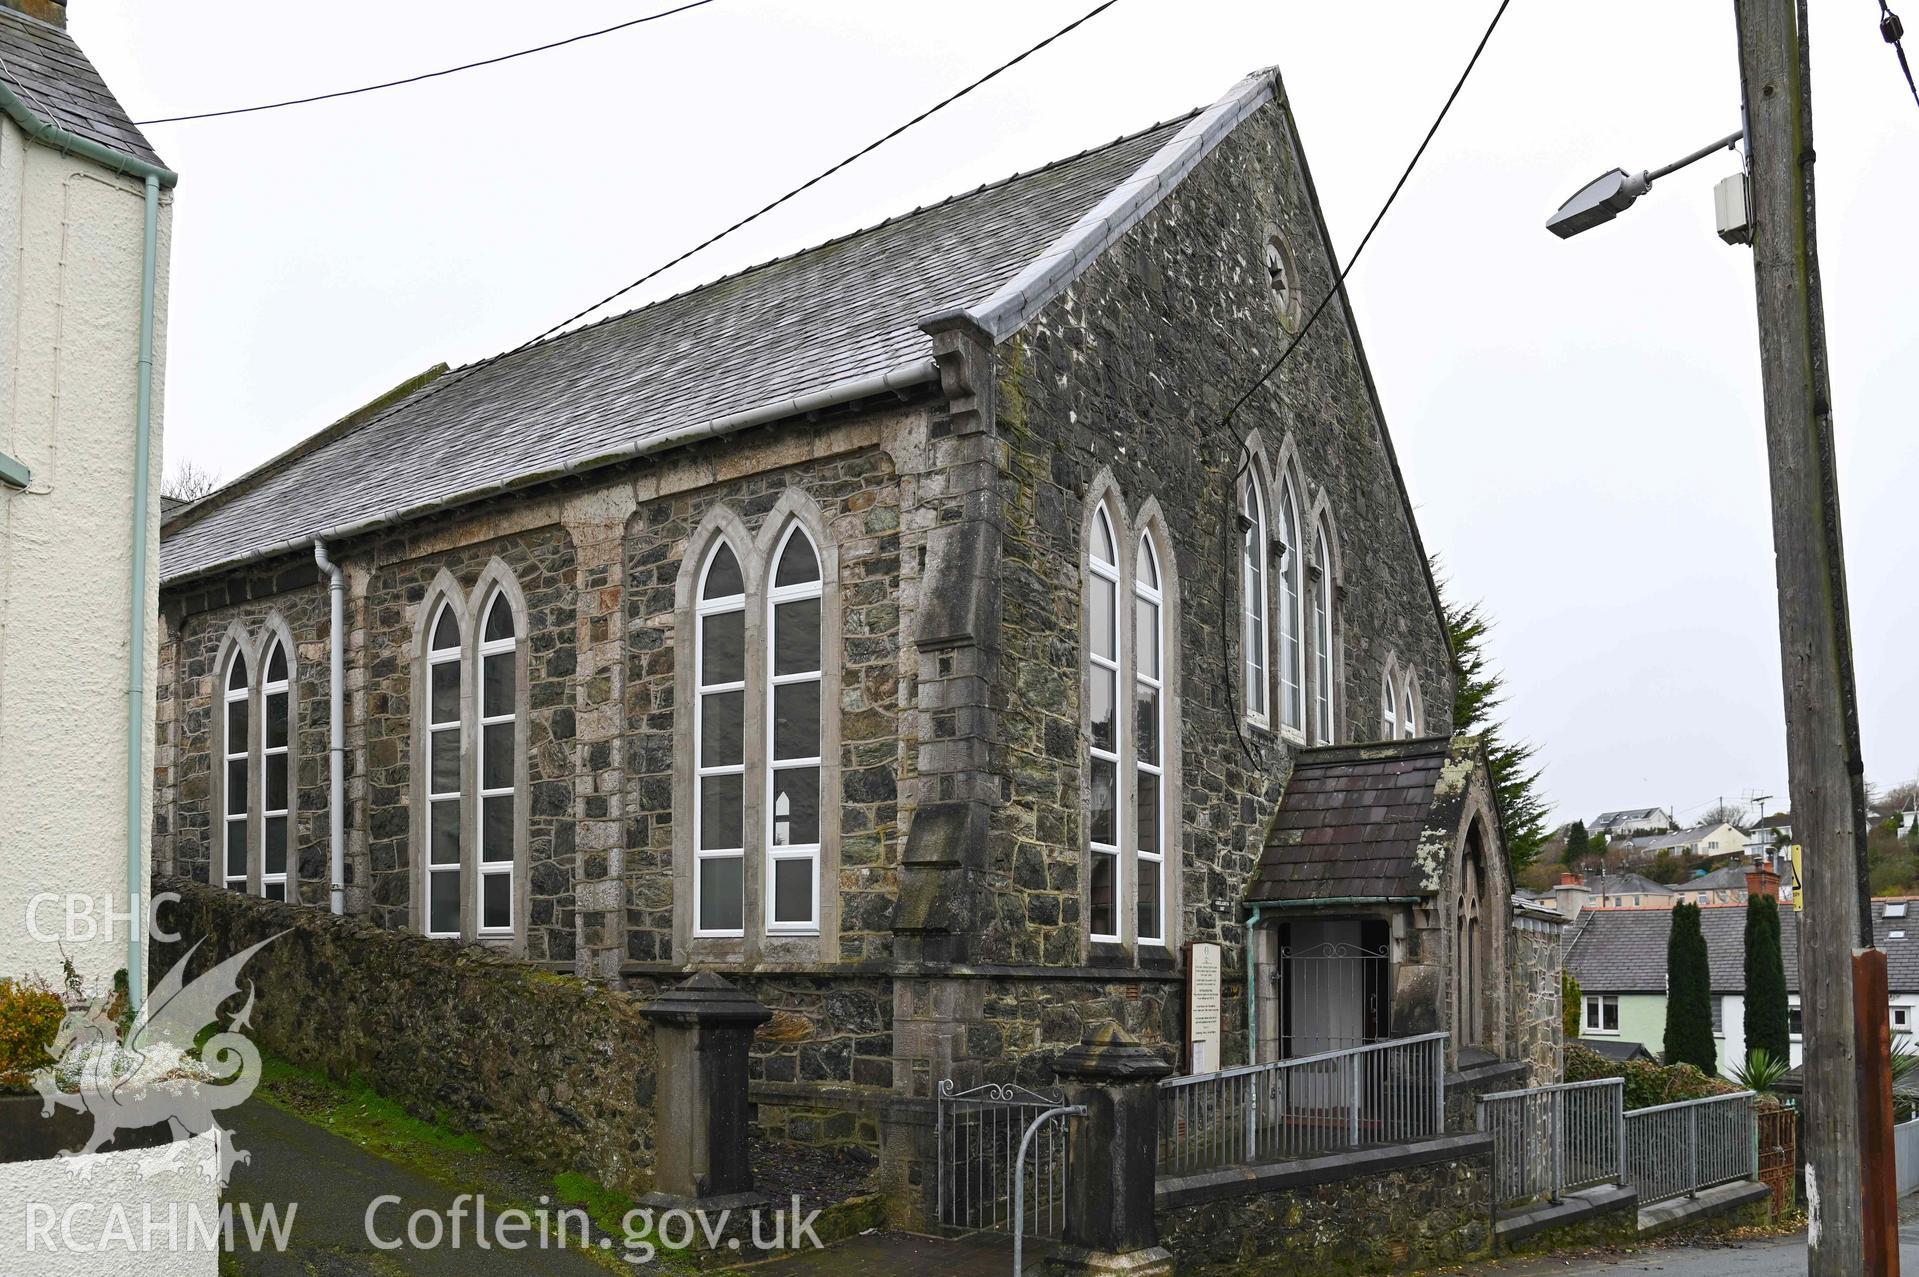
left=936, top=1080, right=1073, bottom=1238
left=1273, top=941, right=1390, bottom=1055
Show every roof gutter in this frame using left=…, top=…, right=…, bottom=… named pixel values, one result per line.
left=0, top=80, right=178, bottom=188
left=1246, top=896, right=1424, bottom=909
left=162, top=355, right=940, bottom=589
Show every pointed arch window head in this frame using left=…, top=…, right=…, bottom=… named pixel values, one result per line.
left=221, top=649, right=250, bottom=892
left=695, top=541, right=748, bottom=938
left=1237, top=472, right=1269, bottom=728
left=767, top=524, right=823, bottom=934
left=425, top=602, right=464, bottom=937
left=1277, top=480, right=1304, bottom=733
left=1311, top=525, right=1335, bottom=745
left=1382, top=669, right=1399, bottom=742
left=1401, top=674, right=1420, bottom=740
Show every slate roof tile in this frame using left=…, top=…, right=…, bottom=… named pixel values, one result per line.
left=0, top=9, right=162, bottom=168
left=1250, top=737, right=1457, bottom=902
left=160, top=114, right=1196, bottom=583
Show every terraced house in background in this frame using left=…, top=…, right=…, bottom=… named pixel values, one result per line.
left=151, top=67, right=1561, bottom=1209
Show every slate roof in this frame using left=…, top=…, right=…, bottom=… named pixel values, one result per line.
left=1584, top=872, right=1672, bottom=899
left=159, top=94, right=1253, bottom=585
left=1676, top=863, right=1751, bottom=894
left=0, top=7, right=163, bottom=169
left=1563, top=904, right=1803, bottom=994
left=1580, top=1039, right=1655, bottom=1063
left=1251, top=737, right=1459, bottom=903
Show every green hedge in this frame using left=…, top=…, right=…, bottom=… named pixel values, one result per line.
left=1564, top=1043, right=1742, bottom=1109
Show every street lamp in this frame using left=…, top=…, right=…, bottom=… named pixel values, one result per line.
left=1545, top=129, right=1745, bottom=239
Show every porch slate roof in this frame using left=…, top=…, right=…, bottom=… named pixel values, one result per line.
left=0, top=7, right=164, bottom=169
left=1250, top=736, right=1458, bottom=903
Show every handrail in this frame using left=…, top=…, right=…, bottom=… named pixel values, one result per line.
left=1158, top=1032, right=1449, bottom=1090
left=1623, top=1090, right=1756, bottom=1119
left=1480, top=1076, right=1623, bottom=1103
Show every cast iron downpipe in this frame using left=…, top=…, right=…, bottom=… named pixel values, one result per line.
left=312, top=540, right=345, bottom=914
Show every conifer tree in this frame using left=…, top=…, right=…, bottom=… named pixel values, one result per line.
left=1440, top=584, right=1549, bottom=874
left=1743, top=892, right=1790, bottom=1065
left=1664, top=902, right=1717, bottom=1074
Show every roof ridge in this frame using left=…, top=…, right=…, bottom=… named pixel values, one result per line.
left=168, top=109, right=1202, bottom=534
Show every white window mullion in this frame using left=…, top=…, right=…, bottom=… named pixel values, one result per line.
left=1239, top=475, right=1269, bottom=728
left=1135, top=532, right=1165, bottom=946
left=476, top=594, right=519, bottom=936
left=766, top=526, right=823, bottom=936
left=221, top=653, right=250, bottom=892
left=695, top=543, right=748, bottom=938
left=259, top=641, right=290, bottom=902
left=425, top=605, right=464, bottom=938
left=1087, top=508, right=1123, bottom=944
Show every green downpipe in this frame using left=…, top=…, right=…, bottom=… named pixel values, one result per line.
left=1246, top=903, right=1265, bottom=1065
left=125, top=173, right=159, bottom=1012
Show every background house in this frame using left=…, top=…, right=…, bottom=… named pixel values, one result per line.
left=1590, top=807, right=1676, bottom=839
left=0, top=0, right=173, bottom=992
left=1563, top=886, right=1919, bottom=1073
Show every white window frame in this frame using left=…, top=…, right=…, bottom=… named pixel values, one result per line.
left=1893, top=1004, right=1911, bottom=1035
left=1135, top=532, right=1165, bottom=947
left=1584, top=993, right=1620, bottom=1035
left=1277, top=480, right=1304, bottom=737
left=1310, top=526, right=1335, bottom=745
left=1087, top=506, right=1123, bottom=944
left=221, top=651, right=249, bottom=892
left=476, top=593, right=517, bottom=937
left=694, top=542, right=748, bottom=940
left=1381, top=668, right=1397, bottom=741
left=259, top=641, right=290, bottom=901
left=1400, top=672, right=1419, bottom=739
left=1238, top=473, right=1269, bottom=729
left=425, top=603, right=464, bottom=939
left=764, top=524, right=823, bottom=936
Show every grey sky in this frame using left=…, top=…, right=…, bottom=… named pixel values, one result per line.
left=74, top=0, right=1918, bottom=827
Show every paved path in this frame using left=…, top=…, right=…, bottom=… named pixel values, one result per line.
left=222, top=1101, right=612, bottom=1275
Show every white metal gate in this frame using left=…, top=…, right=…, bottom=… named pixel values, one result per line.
left=936, top=1080, right=1073, bottom=1238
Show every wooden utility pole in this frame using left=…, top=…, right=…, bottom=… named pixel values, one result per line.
left=1730, top=0, right=1893, bottom=1271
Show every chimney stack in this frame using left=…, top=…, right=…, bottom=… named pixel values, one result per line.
left=1745, top=863, right=1780, bottom=900
left=1555, top=871, right=1590, bottom=923
left=0, top=1, right=66, bottom=29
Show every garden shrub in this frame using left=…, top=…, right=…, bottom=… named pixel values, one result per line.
left=0, top=977, right=65, bottom=1094
left=1564, top=1043, right=1741, bottom=1110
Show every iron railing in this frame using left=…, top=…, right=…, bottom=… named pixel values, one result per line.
left=936, top=1081, right=1073, bottom=1237
left=1477, top=1078, right=1625, bottom=1205
left=1623, top=1091, right=1758, bottom=1206
left=1156, top=1032, right=1447, bottom=1175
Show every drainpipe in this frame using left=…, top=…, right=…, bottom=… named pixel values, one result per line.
left=312, top=540, right=345, bottom=914
left=124, top=174, right=159, bottom=1011
left=1246, top=903, right=1266, bottom=1065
